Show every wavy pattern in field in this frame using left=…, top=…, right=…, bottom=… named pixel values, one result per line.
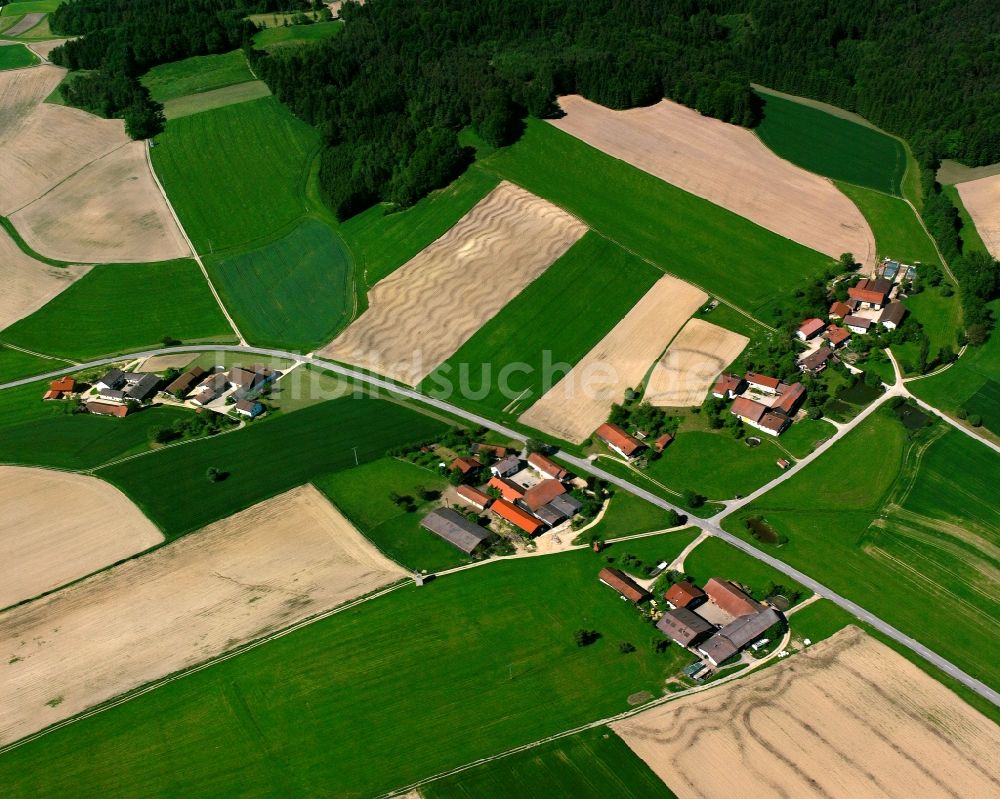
left=321, top=181, right=586, bottom=385
left=0, top=63, right=60, bottom=146
left=614, top=627, right=1000, bottom=799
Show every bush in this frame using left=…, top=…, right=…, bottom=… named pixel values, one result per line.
left=968, top=414, right=983, bottom=427
left=618, top=641, right=636, bottom=654
left=574, top=629, right=600, bottom=647
left=957, top=407, right=968, bottom=419
left=683, top=489, right=706, bottom=508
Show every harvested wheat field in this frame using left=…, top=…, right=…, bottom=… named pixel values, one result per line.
left=25, top=38, right=66, bottom=61
left=0, top=466, right=162, bottom=610
left=0, top=484, right=405, bottom=746
left=520, top=275, right=706, bottom=442
left=645, top=318, right=749, bottom=407
left=550, top=95, right=876, bottom=267
left=0, top=63, right=61, bottom=146
left=613, top=626, right=1000, bottom=799
left=321, top=181, right=586, bottom=384
left=957, top=173, right=1000, bottom=259
left=10, top=142, right=189, bottom=262
left=0, top=104, right=127, bottom=214
left=0, top=226, right=90, bottom=330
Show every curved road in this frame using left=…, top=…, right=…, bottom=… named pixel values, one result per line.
left=3, top=343, right=998, bottom=708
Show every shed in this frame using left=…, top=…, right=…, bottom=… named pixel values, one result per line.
left=594, top=423, right=645, bottom=459
left=493, top=498, right=543, bottom=535
left=744, top=372, right=781, bottom=394
left=420, top=508, right=492, bottom=554
left=456, top=484, right=493, bottom=510
left=878, top=302, right=907, bottom=329
left=656, top=607, right=715, bottom=646
left=712, top=373, right=745, bottom=399
left=653, top=433, right=674, bottom=452
left=527, top=452, right=568, bottom=481
left=665, top=581, right=706, bottom=609
left=85, top=401, right=129, bottom=418
left=797, top=318, right=826, bottom=341
left=598, top=567, right=650, bottom=604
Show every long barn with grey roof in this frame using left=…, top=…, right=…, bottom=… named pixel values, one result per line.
left=420, top=508, right=493, bottom=554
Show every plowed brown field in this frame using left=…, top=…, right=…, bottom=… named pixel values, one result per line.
left=520, top=275, right=706, bottom=442
left=645, top=318, right=749, bottom=407
left=0, top=64, right=61, bottom=146
left=321, top=181, right=586, bottom=385
left=0, top=484, right=405, bottom=746
left=613, top=626, right=1000, bottom=799
left=550, top=95, right=876, bottom=267
left=957, top=173, right=1000, bottom=260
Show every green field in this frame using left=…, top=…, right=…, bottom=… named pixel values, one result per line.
left=101, top=395, right=447, bottom=537
left=0, top=345, right=60, bottom=383
left=162, top=80, right=271, bottom=119
left=0, top=260, right=235, bottom=360
left=577, top=490, right=682, bottom=543
left=0, top=0, right=60, bottom=14
left=0, top=42, right=38, bottom=69
left=679, top=535, right=808, bottom=605
left=836, top=183, right=940, bottom=265
left=724, top=410, right=1000, bottom=691
left=0, top=535, right=698, bottom=798
left=477, top=120, right=833, bottom=315
left=140, top=50, right=253, bottom=103
left=205, top=218, right=353, bottom=350
left=423, top=726, right=675, bottom=799
left=151, top=98, right=321, bottom=253
left=755, top=90, right=906, bottom=195
left=340, top=168, right=499, bottom=287
left=315, top=456, right=467, bottom=572
left=776, top=417, right=836, bottom=458
left=786, top=599, right=855, bottom=643
left=253, top=20, right=342, bottom=49
left=423, top=233, right=660, bottom=413
left=909, top=298, right=1000, bottom=433
left=943, top=184, right=990, bottom=256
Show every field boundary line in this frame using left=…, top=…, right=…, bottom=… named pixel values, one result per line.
left=90, top=417, right=246, bottom=472
left=0, top=339, right=76, bottom=365
left=143, top=140, right=247, bottom=345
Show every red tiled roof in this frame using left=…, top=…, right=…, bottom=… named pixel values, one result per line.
left=798, top=318, right=826, bottom=337
left=42, top=389, right=62, bottom=400
left=493, top=498, right=543, bottom=534
left=476, top=443, right=508, bottom=458
left=522, top=479, right=567, bottom=512
left=599, top=567, right=651, bottom=604
left=730, top=397, right=767, bottom=423
left=759, top=412, right=789, bottom=433
left=704, top=577, right=762, bottom=618
left=823, top=325, right=851, bottom=346
left=848, top=286, right=887, bottom=304
left=665, top=581, right=705, bottom=608
left=712, top=373, right=743, bottom=396
left=457, top=485, right=492, bottom=508
left=654, top=433, right=674, bottom=452
left=527, top=452, right=568, bottom=480
left=49, top=376, right=75, bottom=392
left=744, top=372, right=781, bottom=390
left=594, top=423, right=645, bottom=457
left=829, top=301, right=852, bottom=318
left=487, top=476, right=524, bottom=502
left=85, top=401, right=128, bottom=417
left=772, top=382, right=805, bottom=415
left=451, top=456, right=482, bottom=475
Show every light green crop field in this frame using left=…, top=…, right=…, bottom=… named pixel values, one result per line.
left=150, top=98, right=321, bottom=254
left=205, top=218, right=353, bottom=351
left=836, top=183, right=939, bottom=265
left=140, top=50, right=253, bottom=103
left=162, top=80, right=271, bottom=119
left=576, top=490, right=682, bottom=543
left=0, top=0, right=60, bottom=15
left=755, top=90, right=906, bottom=195
left=725, top=410, right=1000, bottom=691
left=0, top=534, right=699, bottom=798
left=0, top=260, right=234, bottom=360
left=909, top=299, right=1000, bottom=434
left=776, top=417, right=836, bottom=458
left=423, top=726, right=676, bottom=799
left=943, top=184, right=990, bottom=256
left=423, top=233, right=660, bottom=413
left=0, top=345, right=59, bottom=383
left=253, top=20, right=342, bottom=49
left=340, top=168, right=499, bottom=287
left=477, top=120, right=833, bottom=315
left=0, top=42, right=38, bottom=70
left=314, top=456, right=467, bottom=572
left=786, top=599, right=856, bottom=643
left=101, top=395, right=447, bottom=538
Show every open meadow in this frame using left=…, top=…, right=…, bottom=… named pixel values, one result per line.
left=0, top=259, right=234, bottom=360
left=0, top=345, right=58, bottom=383
left=724, top=411, right=1000, bottom=691
left=422, top=726, right=675, bottom=799
left=754, top=88, right=908, bottom=196
left=0, top=532, right=700, bottom=798
left=253, top=20, right=342, bottom=49
left=205, top=218, right=352, bottom=351
left=0, top=42, right=38, bottom=70
left=956, top=173, right=1000, bottom=259
left=520, top=275, right=706, bottom=443
left=0, top=485, right=404, bottom=746
left=644, top=319, right=749, bottom=408
left=100, top=394, right=448, bottom=537
left=550, top=94, right=875, bottom=265
left=478, top=120, right=835, bottom=316
left=0, top=466, right=162, bottom=609
left=161, top=80, right=271, bottom=119
left=322, top=181, right=586, bottom=385
left=140, top=50, right=254, bottom=103
left=613, top=626, right=1000, bottom=799
left=423, top=232, right=660, bottom=414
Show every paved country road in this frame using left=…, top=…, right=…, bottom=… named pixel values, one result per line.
left=2, top=343, right=998, bottom=708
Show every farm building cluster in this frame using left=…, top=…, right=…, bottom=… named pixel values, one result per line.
left=420, top=449, right=584, bottom=554
left=709, top=371, right=806, bottom=436
left=599, top=569, right=783, bottom=674
left=42, top=368, right=163, bottom=418
left=592, top=422, right=673, bottom=460
left=168, top=363, right=279, bottom=418
left=797, top=259, right=913, bottom=374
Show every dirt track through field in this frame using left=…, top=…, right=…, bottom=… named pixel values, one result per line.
left=0, top=484, right=405, bottom=746
left=550, top=95, right=876, bottom=267
left=24, top=38, right=66, bottom=61
left=0, top=226, right=90, bottom=330
left=645, top=318, right=749, bottom=407
left=613, top=627, right=1000, bottom=799
left=957, top=173, right=1000, bottom=259
left=10, top=142, right=190, bottom=262
left=0, top=466, right=162, bottom=609
left=321, top=181, right=586, bottom=385
left=520, top=275, right=706, bottom=442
